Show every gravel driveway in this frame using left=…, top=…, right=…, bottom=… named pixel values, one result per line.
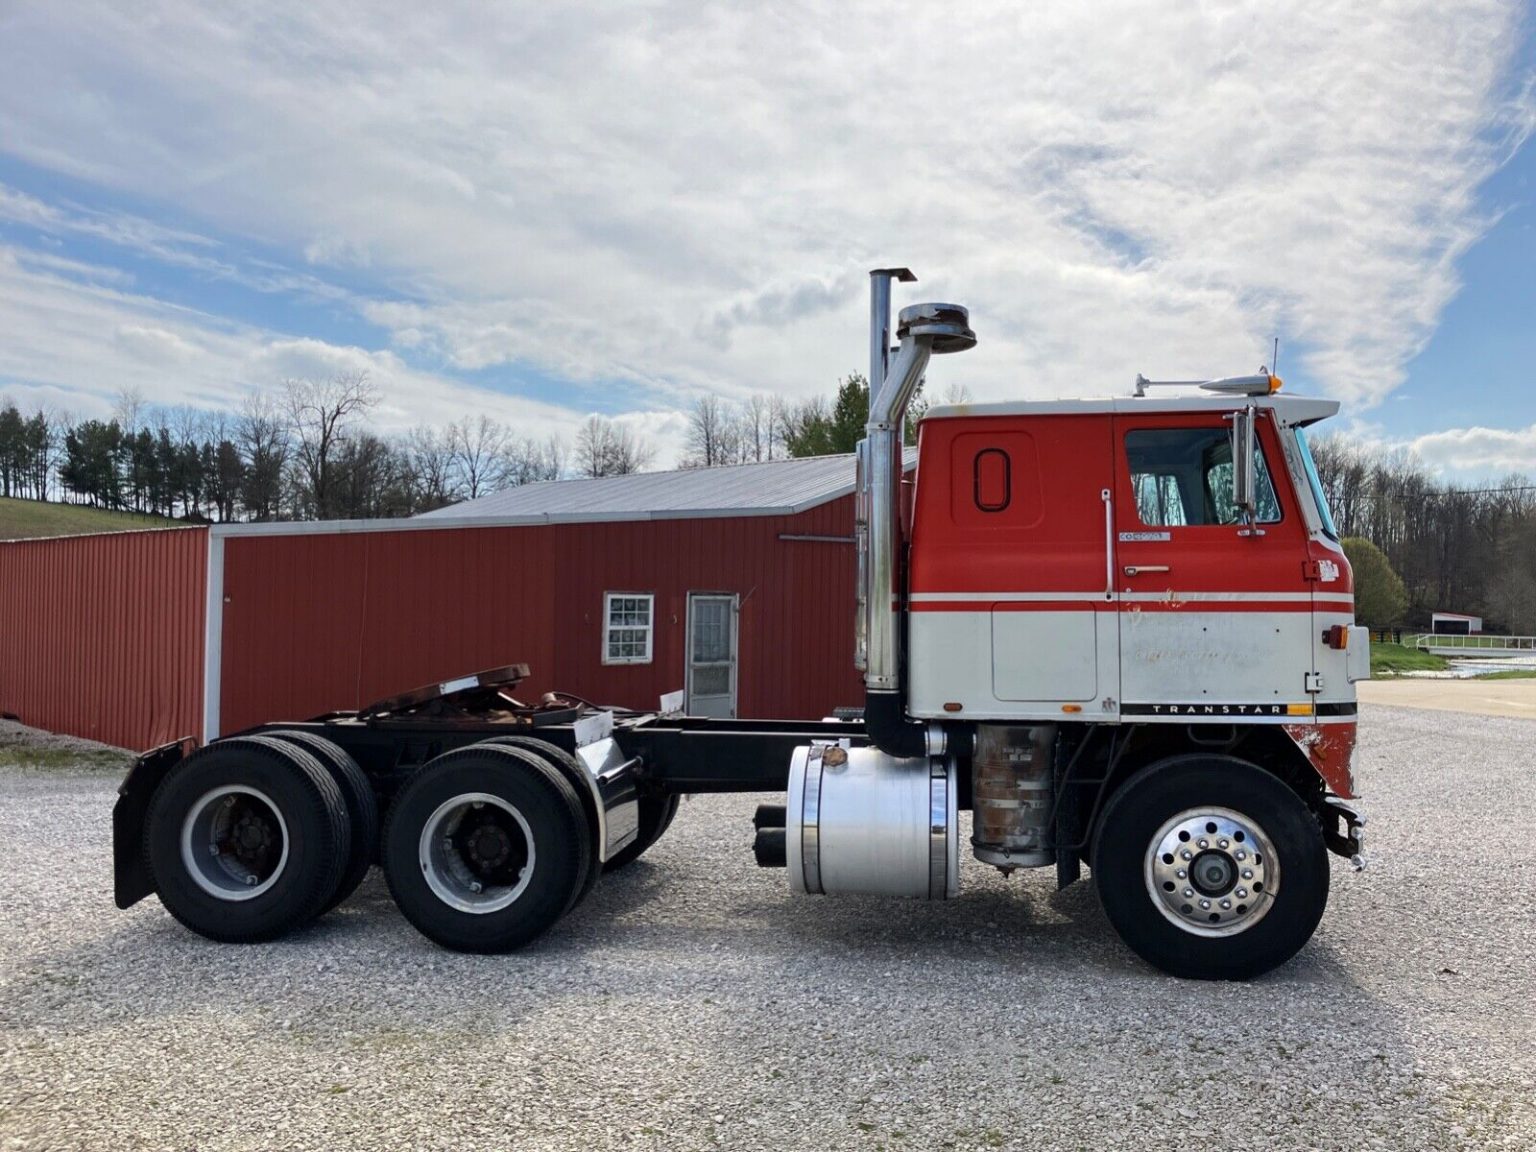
left=2, top=706, right=1533, bottom=1151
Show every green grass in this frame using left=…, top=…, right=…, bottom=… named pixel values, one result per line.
left=0, top=746, right=134, bottom=771
left=0, top=496, right=178, bottom=541
left=1370, top=642, right=1448, bottom=676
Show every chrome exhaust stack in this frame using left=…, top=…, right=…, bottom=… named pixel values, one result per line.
left=855, top=268, right=916, bottom=675
left=858, top=270, right=975, bottom=756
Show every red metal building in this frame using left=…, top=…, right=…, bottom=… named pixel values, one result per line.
left=2, top=456, right=876, bottom=750
left=0, top=527, right=208, bottom=750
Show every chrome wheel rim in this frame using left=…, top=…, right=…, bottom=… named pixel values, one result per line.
left=418, top=793, right=536, bottom=914
left=1144, top=807, right=1278, bottom=937
left=180, top=786, right=290, bottom=901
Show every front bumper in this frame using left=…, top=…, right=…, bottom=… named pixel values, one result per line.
left=1322, top=795, right=1367, bottom=871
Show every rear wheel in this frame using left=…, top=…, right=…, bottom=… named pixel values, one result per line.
left=264, top=730, right=379, bottom=913
left=144, top=736, right=350, bottom=943
left=602, top=794, right=681, bottom=873
left=382, top=745, right=590, bottom=952
left=1092, top=756, right=1328, bottom=980
left=477, top=735, right=600, bottom=908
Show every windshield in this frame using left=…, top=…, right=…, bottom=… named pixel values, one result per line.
left=1294, top=427, right=1339, bottom=539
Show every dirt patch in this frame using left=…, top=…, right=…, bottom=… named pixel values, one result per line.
left=1357, top=677, right=1536, bottom=719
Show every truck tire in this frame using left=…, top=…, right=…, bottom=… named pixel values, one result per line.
left=264, top=730, right=379, bottom=914
left=1092, top=755, right=1328, bottom=981
left=382, top=744, right=590, bottom=953
left=602, top=794, right=681, bottom=873
left=476, top=736, right=600, bottom=910
left=143, top=736, right=350, bottom=943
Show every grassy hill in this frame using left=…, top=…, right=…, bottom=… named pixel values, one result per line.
left=0, top=496, right=179, bottom=541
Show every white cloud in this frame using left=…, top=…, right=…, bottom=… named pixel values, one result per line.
left=1406, top=424, right=1536, bottom=478
left=0, top=182, right=222, bottom=270
left=115, top=324, right=196, bottom=363
left=0, top=0, right=1531, bottom=455
left=0, top=247, right=588, bottom=440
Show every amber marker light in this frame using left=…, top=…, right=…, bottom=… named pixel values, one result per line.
left=1062, top=704, right=1083, bottom=713
left=1268, top=374, right=1284, bottom=393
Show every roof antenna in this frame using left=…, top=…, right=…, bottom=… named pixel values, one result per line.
left=1271, top=335, right=1280, bottom=378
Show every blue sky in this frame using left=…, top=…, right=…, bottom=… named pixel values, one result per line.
left=0, top=2, right=1532, bottom=474
left=1392, top=125, right=1536, bottom=442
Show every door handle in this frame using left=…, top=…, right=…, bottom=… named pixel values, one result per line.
left=1123, top=565, right=1170, bottom=576
left=1102, top=489, right=1114, bottom=600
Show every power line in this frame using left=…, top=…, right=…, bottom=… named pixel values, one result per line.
left=1347, top=483, right=1536, bottom=500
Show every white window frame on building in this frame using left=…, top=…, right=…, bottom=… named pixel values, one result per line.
left=602, top=592, right=655, bottom=665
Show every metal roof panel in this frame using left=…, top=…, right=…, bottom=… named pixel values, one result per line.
left=417, top=452, right=915, bottom=522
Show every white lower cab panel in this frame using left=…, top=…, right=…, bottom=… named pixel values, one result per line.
left=909, top=605, right=1318, bottom=719
left=1119, top=608, right=1314, bottom=704
left=909, top=609, right=1115, bottom=719
left=993, top=611, right=1098, bottom=701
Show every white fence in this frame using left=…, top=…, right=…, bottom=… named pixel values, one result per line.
left=1414, top=633, right=1536, bottom=657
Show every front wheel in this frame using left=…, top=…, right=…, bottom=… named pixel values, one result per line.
left=1093, top=756, right=1328, bottom=980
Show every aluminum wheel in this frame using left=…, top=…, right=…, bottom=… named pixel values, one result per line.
left=1144, top=806, right=1278, bottom=937
left=179, top=785, right=290, bottom=901
left=418, top=793, right=536, bottom=914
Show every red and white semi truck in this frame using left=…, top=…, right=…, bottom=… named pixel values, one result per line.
left=114, top=268, right=1367, bottom=980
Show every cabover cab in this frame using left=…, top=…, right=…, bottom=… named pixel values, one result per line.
left=907, top=392, right=1367, bottom=799
left=768, top=271, right=1372, bottom=980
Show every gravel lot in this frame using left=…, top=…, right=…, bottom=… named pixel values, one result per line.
left=2, top=707, right=1534, bottom=1151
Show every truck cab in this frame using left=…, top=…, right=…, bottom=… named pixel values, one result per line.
left=781, top=270, right=1369, bottom=980
left=907, top=391, right=1367, bottom=799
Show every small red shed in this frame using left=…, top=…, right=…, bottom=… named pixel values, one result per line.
left=210, top=454, right=874, bottom=738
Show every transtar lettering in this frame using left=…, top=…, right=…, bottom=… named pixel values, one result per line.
left=1127, top=703, right=1294, bottom=716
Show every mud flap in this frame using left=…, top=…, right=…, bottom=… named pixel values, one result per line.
left=113, top=739, right=195, bottom=908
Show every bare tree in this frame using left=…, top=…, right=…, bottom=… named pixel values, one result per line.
left=235, top=388, right=291, bottom=521
left=741, top=394, right=781, bottom=462
left=501, top=434, right=564, bottom=487
left=332, top=432, right=409, bottom=519
left=284, top=371, right=377, bottom=518
left=543, top=433, right=566, bottom=481
left=448, top=414, right=508, bottom=499
left=607, top=421, right=655, bottom=475
left=112, top=386, right=147, bottom=433
left=576, top=416, right=655, bottom=478
left=404, top=425, right=458, bottom=511
left=684, top=395, right=739, bottom=468
left=167, top=404, right=205, bottom=448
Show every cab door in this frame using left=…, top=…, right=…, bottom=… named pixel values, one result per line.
left=906, top=414, right=1118, bottom=720
left=1112, top=411, right=1315, bottom=715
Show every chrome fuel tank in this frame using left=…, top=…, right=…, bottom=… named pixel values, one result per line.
left=786, top=744, right=959, bottom=899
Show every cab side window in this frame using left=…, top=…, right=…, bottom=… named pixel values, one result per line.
left=1125, top=428, right=1280, bottom=527
left=948, top=431, right=1043, bottom=528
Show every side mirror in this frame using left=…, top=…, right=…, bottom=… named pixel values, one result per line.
left=1230, top=404, right=1257, bottom=519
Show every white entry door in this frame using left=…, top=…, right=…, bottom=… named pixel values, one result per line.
left=687, top=593, right=738, bottom=718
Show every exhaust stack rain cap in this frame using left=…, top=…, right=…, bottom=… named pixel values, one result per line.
left=897, top=303, right=976, bottom=355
